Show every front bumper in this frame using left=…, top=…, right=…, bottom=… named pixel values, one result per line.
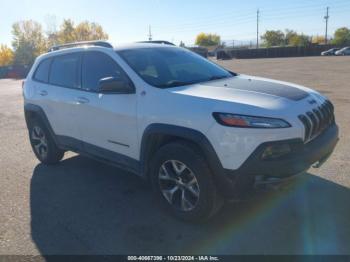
left=231, top=123, right=338, bottom=177
left=217, top=124, right=339, bottom=198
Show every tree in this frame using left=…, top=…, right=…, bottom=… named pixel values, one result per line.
left=288, top=34, right=310, bottom=47
left=195, top=33, right=221, bottom=46
left=56, top=19, right=108, bottom=44
left=285, top=30, right=298, bottom=45
left=262, top=29, right=311, bottom=47
left=312, top=35, right=326, bottom=44
left=74, top=21, right=108, bottom=41
left=332, top=27, right=350, bottom=45
left=261, top=30, right=285, bottom=47
left=57, top=19, right=76, bottom=44
left=11, top=19, right=110, bottom=66
left=44, top=14, right=59, bottom=47
left=0, top=45, right=14, bottom=66
left=12, top=20, right=47, bottom=65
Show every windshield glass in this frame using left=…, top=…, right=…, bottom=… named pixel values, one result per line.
left=117, top=47, right=233, bottom=88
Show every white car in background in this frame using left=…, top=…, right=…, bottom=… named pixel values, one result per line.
left=321, top=48, right=340, bottom=56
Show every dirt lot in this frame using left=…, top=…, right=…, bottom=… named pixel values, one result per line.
left=0, top=56, right=349, bottom=255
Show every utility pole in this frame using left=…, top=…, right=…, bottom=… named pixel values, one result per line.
left=324, top=7, right=329, bottom=44
left=148, top=25, right=152, bottom=41
left=256, top=9, right=260, bottom=48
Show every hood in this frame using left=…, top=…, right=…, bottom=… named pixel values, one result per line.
left=171, top=75, right=311, bottom=108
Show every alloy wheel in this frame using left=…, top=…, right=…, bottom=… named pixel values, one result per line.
left=158, top=160, right=200, bottom=211
left=31, top=126, right=48, bottom=159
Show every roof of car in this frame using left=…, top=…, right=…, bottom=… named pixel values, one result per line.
left=114, top=43, right=178, bottom=51
left=36, top=42, right=180, bottom=63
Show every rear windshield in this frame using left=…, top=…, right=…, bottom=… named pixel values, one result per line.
left=117, top=47, right=233, bottom=88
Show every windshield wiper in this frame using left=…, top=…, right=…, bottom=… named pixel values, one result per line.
left=207, top=75, right=231, bottom=81
left=159, top=75, right=232, bottom=88
left=159, top=80, right=195, bottom=88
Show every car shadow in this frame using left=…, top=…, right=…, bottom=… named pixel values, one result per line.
left=30, top=155, right=350, bottom=255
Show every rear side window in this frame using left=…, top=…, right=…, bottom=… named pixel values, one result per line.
left=82, top=51, right=128, bottom=92
left=49, top=53, right=80, bottom=88
left=33, top=59, right=51, bottom=83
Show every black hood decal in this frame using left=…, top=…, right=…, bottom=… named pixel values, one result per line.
left=206, top=77, right=309, bottom=101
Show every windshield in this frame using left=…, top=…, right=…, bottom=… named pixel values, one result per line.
left=117, top=47, right=234, bottom=88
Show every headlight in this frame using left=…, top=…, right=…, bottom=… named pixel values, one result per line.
left=213, top=113, right=291, bottom=128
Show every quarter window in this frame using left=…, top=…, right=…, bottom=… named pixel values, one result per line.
left=33, top=59, right=51, bottom=83
left=82, top=52, right=127, bottom=92
left=49, top=53, right=80, bottom=88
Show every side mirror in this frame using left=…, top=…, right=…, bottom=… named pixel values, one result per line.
left=99, top=76, right=135, bottom=94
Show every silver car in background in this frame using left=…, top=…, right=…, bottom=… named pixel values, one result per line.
left=335, top=47, right=350, bottom=56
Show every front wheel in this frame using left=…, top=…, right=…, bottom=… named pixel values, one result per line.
left=150, top=141, right=223, bottom=222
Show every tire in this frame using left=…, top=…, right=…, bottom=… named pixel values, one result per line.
left=28, top=119, right=64, bottom=164
left=149, top=141, right=223, bottom=222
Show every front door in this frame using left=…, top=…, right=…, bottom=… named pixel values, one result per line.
left=75, top=51, right=138, bottom=166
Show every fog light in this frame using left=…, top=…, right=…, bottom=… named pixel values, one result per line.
left=261, top=144, right=291, bottom=160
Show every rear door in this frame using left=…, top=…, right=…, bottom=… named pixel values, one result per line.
left=31, top=57, right=53, bottom=116
left=76, top=51, right=138, bottom=164
left=47, top=52, right=83, bottom=149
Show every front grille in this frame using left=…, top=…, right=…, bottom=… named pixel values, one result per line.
left=298, top=100, right=335, bottom=143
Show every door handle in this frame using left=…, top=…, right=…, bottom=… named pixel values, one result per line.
left=75, top=97, right=89, bottom=104
left=39, top=90, right=48, bottom=96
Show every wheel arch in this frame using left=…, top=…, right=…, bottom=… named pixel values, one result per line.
left=140, top=124, right=226, bottom=182
left=24, top=103, right=59, bottom=145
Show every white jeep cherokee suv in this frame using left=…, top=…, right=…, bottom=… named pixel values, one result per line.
left=23, top=41, right=339, bottom=221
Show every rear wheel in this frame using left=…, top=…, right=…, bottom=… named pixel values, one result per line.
left=150, top=141, right=223, bottom=222
left=29, top=119, right=64, bottom=164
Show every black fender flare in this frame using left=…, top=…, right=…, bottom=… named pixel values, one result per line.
left=24, top=103, right=59, bottom=145
left=139, top=123, right=236, bottom=195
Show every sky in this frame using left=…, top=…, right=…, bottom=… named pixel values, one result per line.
left=1, top=0, right=349, bottom=47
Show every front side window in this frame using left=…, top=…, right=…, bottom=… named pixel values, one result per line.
left=118, top=47, right=233, bottom=88
left=82, top=51, right=128, bottom=92
left=49, top=53, right=80, bottom=88
left=33, top=58, right=51, bottom=83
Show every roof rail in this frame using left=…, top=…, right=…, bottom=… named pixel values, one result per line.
left=136, top=40, right=175, bottom=46
left=48, top=40, right=113, bottom=52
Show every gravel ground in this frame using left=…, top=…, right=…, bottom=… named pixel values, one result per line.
left=0, top=56, right=349, bottom=256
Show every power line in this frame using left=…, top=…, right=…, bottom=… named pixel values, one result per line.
left=154, top=17, right=256, bottom=34
left=262, top=1, right=349, bottom=16
left=151, top=1, right=350, bottom=37
left=154, top=15, right=256, bottom=31
left=262, top=3, right=349, bottom=20
left=154, top=2, right=349, bottom=45
left=153, top=1, right=349, bottom=30
left=261, top=8, right=349, bottom=23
